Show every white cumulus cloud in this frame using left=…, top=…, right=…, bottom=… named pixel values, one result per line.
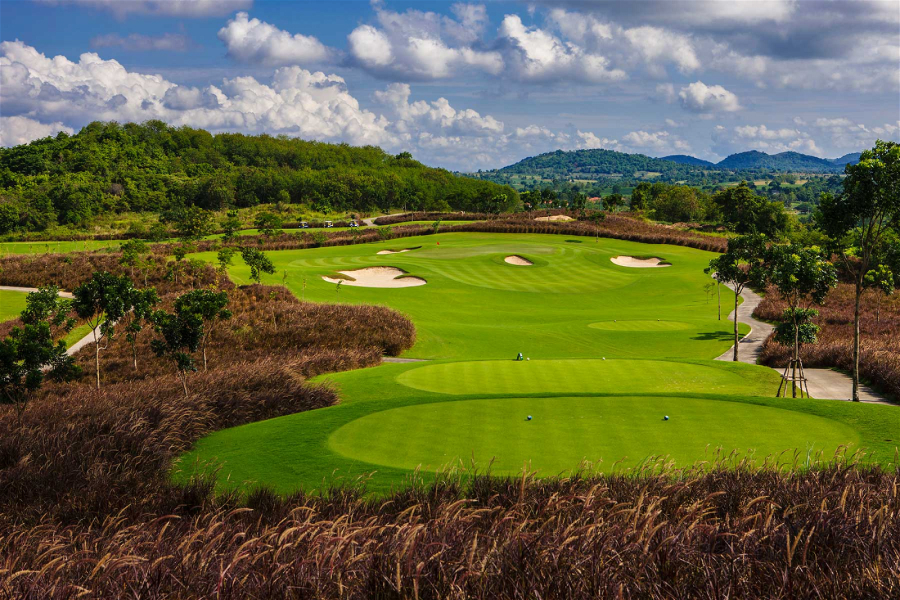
left=678, top=81, right=741, bottom=113
left=218, top=12, right=331, bottom=66
left=0, top=116, right=74, bottom=147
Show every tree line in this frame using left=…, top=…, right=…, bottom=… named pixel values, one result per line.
left=0, top=121, right=518, bottom=234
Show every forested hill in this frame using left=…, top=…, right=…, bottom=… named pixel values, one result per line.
left=0, top=121, right=518, bottom=233
left=660, top=155, right=715, bottom=167
left=491, top=148, right=855, bottom=180
left=715, top=150, right=844, bottom=172
left=496, top=149, right=704, bottom=179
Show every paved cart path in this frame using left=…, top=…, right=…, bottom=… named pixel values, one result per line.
left=1, top=285, right=100, bottom=356
left=715, top=284, right=889, bottom=404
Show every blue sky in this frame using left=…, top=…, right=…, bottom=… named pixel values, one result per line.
left=1, top=0, right=898, bottom=170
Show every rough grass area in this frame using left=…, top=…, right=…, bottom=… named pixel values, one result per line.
left=4, top=465, right=899, bottom=598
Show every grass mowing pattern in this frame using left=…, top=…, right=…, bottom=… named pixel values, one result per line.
left=179, top=232, right=895, bottom=494
left=196, top=232, right=743, bottom=360
left=328, top=396, right=859, bottom=474
left=396, top=358, right=776, bottom=396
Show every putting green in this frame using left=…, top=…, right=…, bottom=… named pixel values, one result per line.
left=396, top=359, right=777, bottom=397
left=328, top=396, right=860, bottom=474
left=588, top=320, right=694, bottom=331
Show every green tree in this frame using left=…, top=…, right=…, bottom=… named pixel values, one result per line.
left=705, top=234, right=768, bottom=362
left=72, top=272, right=135, bottom=388
left=123, top=287, right=160, bottom=370
left=713, top=182, right=791, bottom=237
left=241, top=246, right=276, bottom=283
left=604, top=193, right=625, bottom=213
left=818, top=140, right=900, bottom=401
left=172, top=206, right=213, bottom=241
left=150, top=308, right=203, bottom=398
left=1, top=287, right=80, bottom=420
left=766, top=243, right=838, bottom=397
left=220, top=210, right=242, bottom=241
left=629, top=182, right=652, bottom=210
left=174, top=289, right=231, bottom=371
left=254, top=211, right=283, bottom=237
left=119, top=239, right=149, bottom=277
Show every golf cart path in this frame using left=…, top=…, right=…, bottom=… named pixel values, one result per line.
left=716, top=284, right=890, bottom=405
left=1, top=285, right=101, bottom=356
left=362, top=212, right=407, bottom=227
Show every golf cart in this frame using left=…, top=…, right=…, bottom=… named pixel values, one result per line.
left=300, top=221, right=309, bottom=229
left=349, top=220, right=359, bottom=227
left=325, top=220, right=333, bottom=228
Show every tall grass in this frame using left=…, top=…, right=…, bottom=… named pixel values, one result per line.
left=2, top=461, right=898, bottom=598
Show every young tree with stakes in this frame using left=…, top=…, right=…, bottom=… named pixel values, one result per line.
left=72, top=272, right=134, bottom=389
left=174, top=289, right=231, bottom=371
left=766, top=243, right=838, bottom=397
left=818, top=140, right=899, bottom=401
left=705, top=234, right=768, bottom=361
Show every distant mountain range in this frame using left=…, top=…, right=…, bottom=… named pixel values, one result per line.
left=659, top=150, right=860, bottom=172
left=490, top=148, right=860, bottom=181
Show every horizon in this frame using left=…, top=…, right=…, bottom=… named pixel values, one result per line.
left=1, top=0, right=898, bottom=170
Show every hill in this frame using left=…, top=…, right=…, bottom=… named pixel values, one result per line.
left=0, top=121, right=518, bottom=234
left=661, top=154, right=715, bottom=167
left=496, top=149, right=705, bottom=179
left=831, top=152, right=862, bottom=166
left=715, top=150, right=843, bottom=172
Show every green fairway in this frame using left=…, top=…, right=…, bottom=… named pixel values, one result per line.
left=177, top=232, right=897, bottom=494
left=0, top=290, right=28, bottom=322
left=194, top=232, right=747, bottom=360
left=328, top=396, right=859, bottom=474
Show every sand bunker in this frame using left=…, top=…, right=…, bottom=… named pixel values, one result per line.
left=535, top=215, right=574, bottom=222
left=504, top=255, right=533, bottom=266
left=376, top=246, right=421, bottom=255
left=322, top=267, right=426, bottom=288
left=610, top=256, right=671, bottom=268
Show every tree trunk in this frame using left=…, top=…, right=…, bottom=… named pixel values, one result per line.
left=178, top=370, right=189, bottom=398
left=733, top=291, right=740, bottom=362
left=93, top=327, right=101, bottom=389
left=717, top=282, right=721, bottom=321
left=792, top=323, right=799, bottom=398
left=202, top=344, right=208, bottom=372
left=853, top=285, right=862, bottom=402
left=132, top=342, right=138, bottom=370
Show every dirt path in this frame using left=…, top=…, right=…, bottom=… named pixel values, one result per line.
left=716, top=283, right=890, bottom=404
left=1, top=285, right=99, bottom=356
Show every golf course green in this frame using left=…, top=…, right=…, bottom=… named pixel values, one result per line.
left=178, top=232, right=899, bottom=493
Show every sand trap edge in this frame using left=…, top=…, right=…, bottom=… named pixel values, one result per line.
left=610, top=256, right=671, bottom=268
left=504, top=255, right=534, bottom=266
left=322, top=266, right=427, bottom=288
